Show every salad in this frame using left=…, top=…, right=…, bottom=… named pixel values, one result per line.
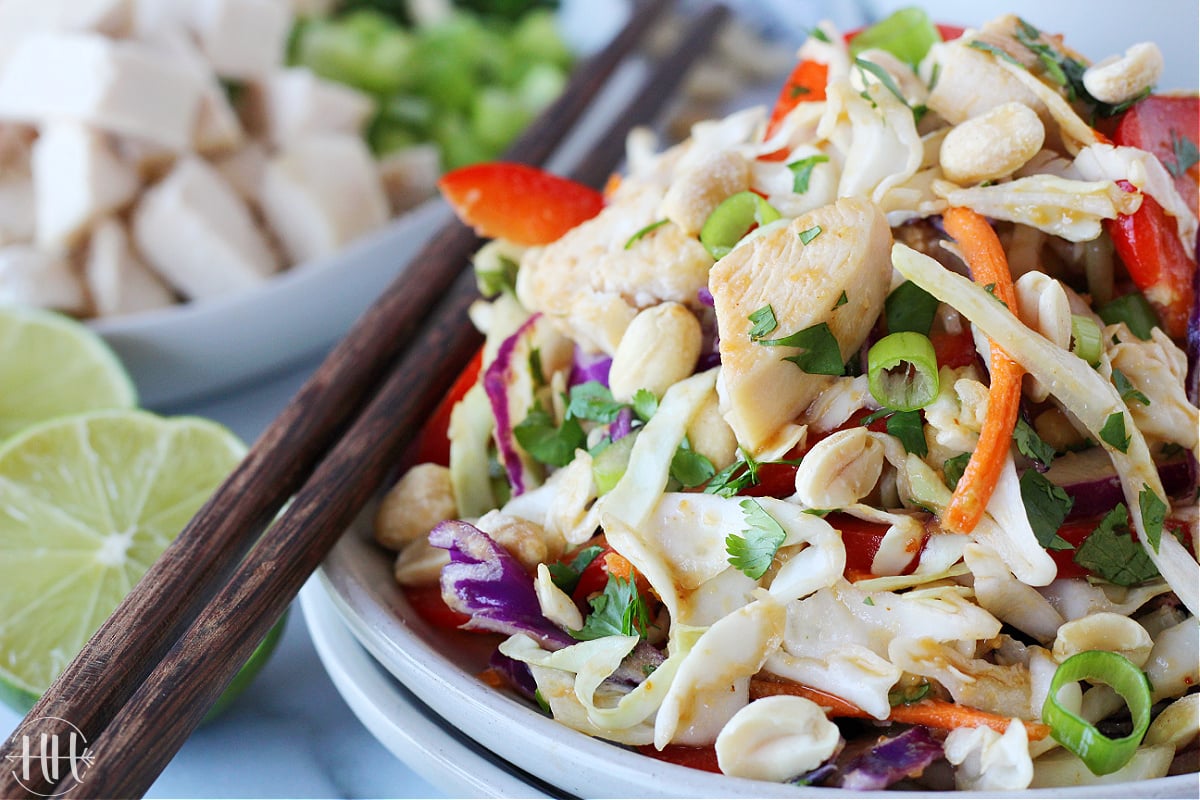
left=374, top=7, right=1199, bottom=792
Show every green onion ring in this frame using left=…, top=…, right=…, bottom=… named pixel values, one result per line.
left=699, top=191, right=781, bottom=260
left=1042, top=650, right=1153, bottom=776
left=1070, top=314, right=1102, bottom=366
left=867, top=331, right=940, bottom=411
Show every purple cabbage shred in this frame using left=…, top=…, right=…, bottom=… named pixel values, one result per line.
left=569, top=346, right=612, bottom=388
left=483, top=315, right=541, bottom=496
left=609, top=406, right=634, bottom=441
left=837, top=727, right=943, bottom=791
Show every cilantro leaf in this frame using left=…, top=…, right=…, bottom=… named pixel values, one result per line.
left=567, top=381, right=626, bottom=423
left=853, top=57, right=915, bottom=117
left=631, top=388, right=658, bottom=422
left=1111, top=369, right=1150, bottom=407
left=1100, top=412, right=1131, bottom=452
left=836, top=290, right=849, bottom=308
left=786, top=154, right=830, bottom=194
left=1168, top=129, right=1199, bottom=178
left=748, top=305, right=779, bottom=341
left=885, top=280, right=939, bottom=336
left=967, top=39, right=1024, bottom=67
left=760, top=322, right=845, bottom=376
left=705, top=453, right=762, bottom=498
left=671, top=444, right=716, bottom=488
left=886, top=410, right=927, bottom=456
left=1139, top=486, right=1167, bottom=552
left=547, top=545, right=605, bottom=594
left=1073, top=504, right=1160, bottom=586
left=513, top=403, right=585, bottom=467
left=1019, top=470, right=1075, bottom=550
left=726, top=499, right=787, bottom=579
left=943, top=452, right=971, bottom=490
left=798, top=225, right=822, bottom=244
left=1013, top=417, right=1056, bottom=467
left=806, top=27, right=832, bottom=43
left=529, top=348, right=545, bottom=387
left=571, top=573, right=650, bottom=640
left=889, top=682, right=932, bottom=706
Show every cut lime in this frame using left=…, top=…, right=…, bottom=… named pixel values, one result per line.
left=0, top=307, right=137, bottom=441
left=0, top=410, right=251, bottom=714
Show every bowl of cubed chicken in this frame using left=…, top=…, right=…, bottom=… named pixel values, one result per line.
left=0, top=0, right=584, bottom=406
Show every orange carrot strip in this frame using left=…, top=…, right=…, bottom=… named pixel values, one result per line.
left=750, top=676, right=1050, bottom=741
left=940, top=206, right=1026, bottom=534
left=603, top=551, right=637, bottom=582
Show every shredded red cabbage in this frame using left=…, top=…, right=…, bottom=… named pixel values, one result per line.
left=483, top=315, right=541, bottom=496
left=837, top=727, right=943, bottom=791
left=609, top=406, right=634, bottom=441
left=569, top=346, right=612, bottom=388
left=429, top=519, right=573, bottom=649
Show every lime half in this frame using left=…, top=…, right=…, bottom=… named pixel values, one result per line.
left=0, top=410, right=248, bottom=711
left=0, top=307, right=137, bottom=441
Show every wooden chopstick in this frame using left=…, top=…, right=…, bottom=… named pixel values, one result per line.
left=0, top=2, right=671, bottom=797
left=30, top=4, right=730, bottom=798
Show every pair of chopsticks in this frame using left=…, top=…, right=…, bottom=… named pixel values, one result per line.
left=0, top=2, right=730, bottom=797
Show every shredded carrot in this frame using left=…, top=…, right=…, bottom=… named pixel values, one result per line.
left=603, top=172, right=622, bottom=198
left=940, top=206, right=1026, bottom=534
left=603, top=551, right=637, bottom=582
left=750, top=676, right=1050, bottom=741
left=478, top=668, right=506, bottom=689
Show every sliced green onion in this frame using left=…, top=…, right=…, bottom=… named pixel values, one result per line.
left=592, top=431, right=638, bottom=495
left=624, top=219, right=668, bottom=249
left=1070, top=314, right=1102, bottom=366
left=847, top=6, right=941, bottom=68
left=699, top=191, right=781, bottom=260
left=1097, top=292, right=1160, bottom=340
left=867, top=331, right=940, bottom=411
left=1042, top=650, right=1152, bottom=776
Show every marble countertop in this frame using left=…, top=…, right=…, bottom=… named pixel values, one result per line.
left=1, top=359, right=444, bottom=800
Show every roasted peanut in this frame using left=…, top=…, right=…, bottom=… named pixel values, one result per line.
left=608, top=302, right=702, bottom=401
left=374, top=463, right=457, bottom=550
left=939, top=102, right=1044, bottom=184
left=1082, top=43, right=1163, bottom=105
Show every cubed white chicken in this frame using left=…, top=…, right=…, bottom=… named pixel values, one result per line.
left=85, top=217, right=175, bottom=316
left=132, top=156, right=279, bottom=300
left=0, top=0, right=130, bottom=71
left=148, top=30, right=244, bottom=155
left=0, top=245, right=86, bottom=313
left=189, top=0, right=290, bottom=81
left=31, top=121, right=140, bottom=250
left=130, top=0, right=194, bottom=40
left=258, top=134, right=389, bottom=263
left=0, top=176, right=33, bottom=246
left=709, top=197, right=893, bottom=455
left=378, top=144, right=441, bottom=214
left=0, top=33, right=204, bottom=151
left=213, top=142, right=269, bottom=204
left=250, top=68, right=374, bottom=148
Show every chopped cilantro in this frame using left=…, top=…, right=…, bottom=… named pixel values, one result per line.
left=513, top=403, right=585, bottom=467
left=726, top=499, right=788, bottom=579
left=705, top=452, right=762, bottom=498
left=534, top=689, right=550, bottom=714
left=836, top=290, right=849, bottom=308
left=943, top=452, right=971, bottom=490
left=967, top=39, right=1024, bottom=67
left=863, top=596, right=875, bottom=606
left=1100, top=412, right=1131, bottom=452
left=748, top=304, right=779, bottom=341
left=853, top=57, right=915, bottom=117
left=529, top=348, right=545, bottom=387
left=671, top=443, right=716, bottom=488
left=1019, top=470, right=1075, bottom=550
left=631, top=388, right=658, bottom=422
left=1139, top=486, right=1167, bottom=552
left=1073, top=504, right=1160, bottom=586
left=1168, top=129, right=1200, bottom=178
left=885, top=280, right=939, bottom=336
left=1013, top=417, right=1056, bottom=467
left=786, top=154, right=830, bottom=194
left=806, top=27, right=832, bottom=43
left=759, top=322, right=845, bottom=376
left=571, top=574, right=650, bottom=640
left=476, top=254, right=519, bottom=297
left=889, top=682, right=932, bottom=706
left=886, top=410, right=927, bottom=456
left=1111, top=369, right=1150, bottom=407
left=547, top=545, right=605, bottom=594
left=798, top=225, right=822, bottom=244
left=566, top=381, right=626, bottom=423
left=624, top=219, right=669, bottom=249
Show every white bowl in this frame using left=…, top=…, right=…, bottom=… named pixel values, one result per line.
left=317, top=506, right=1197, bottom=799
left=89, top=198, right=453, bottom=408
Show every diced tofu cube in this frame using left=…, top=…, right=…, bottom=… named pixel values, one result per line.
left=250, top=68, right=374, bottom=148
left=32, top=122, right=140, bottom=250
left=85, top=217, right=175, bottom=316
left=378, top=144, right=440, bottom=214
left=0, top=178, right=34, bottom=245
left=132, top=157, right=279, bottom=300
left=259, top=135, right=389, bottom=263
left=0, top=245, right=86, bottom=313
left=0, top=33, right=204, bottom=151
left=190, top=0, right=290, bottom=80
left=213, top=142, right=269, bottom=204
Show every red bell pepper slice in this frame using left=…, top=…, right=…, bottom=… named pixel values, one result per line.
left=1105, top=95, right=1198, bottom=339
left=635, top=744, right=722, bottom=774
left=409, top=347, right=483, bottom=468
left=438, top=162, right=605, bottom=246
left=404, top=584, right=472, bottom=629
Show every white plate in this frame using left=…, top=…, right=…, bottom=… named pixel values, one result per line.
left=89, top=198, right=453, bottom=408
left=298, top=579, right=560, bottom=800
left=318, top=507, right=1198, bottom=799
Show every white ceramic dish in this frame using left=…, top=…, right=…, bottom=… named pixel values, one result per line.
left=317, top=506, right=1198, bottom=799
left=298, top=579, right=559, bottom=800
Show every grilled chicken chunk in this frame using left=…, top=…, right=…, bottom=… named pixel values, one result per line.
left=709, top=197, right=892, bottom=455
